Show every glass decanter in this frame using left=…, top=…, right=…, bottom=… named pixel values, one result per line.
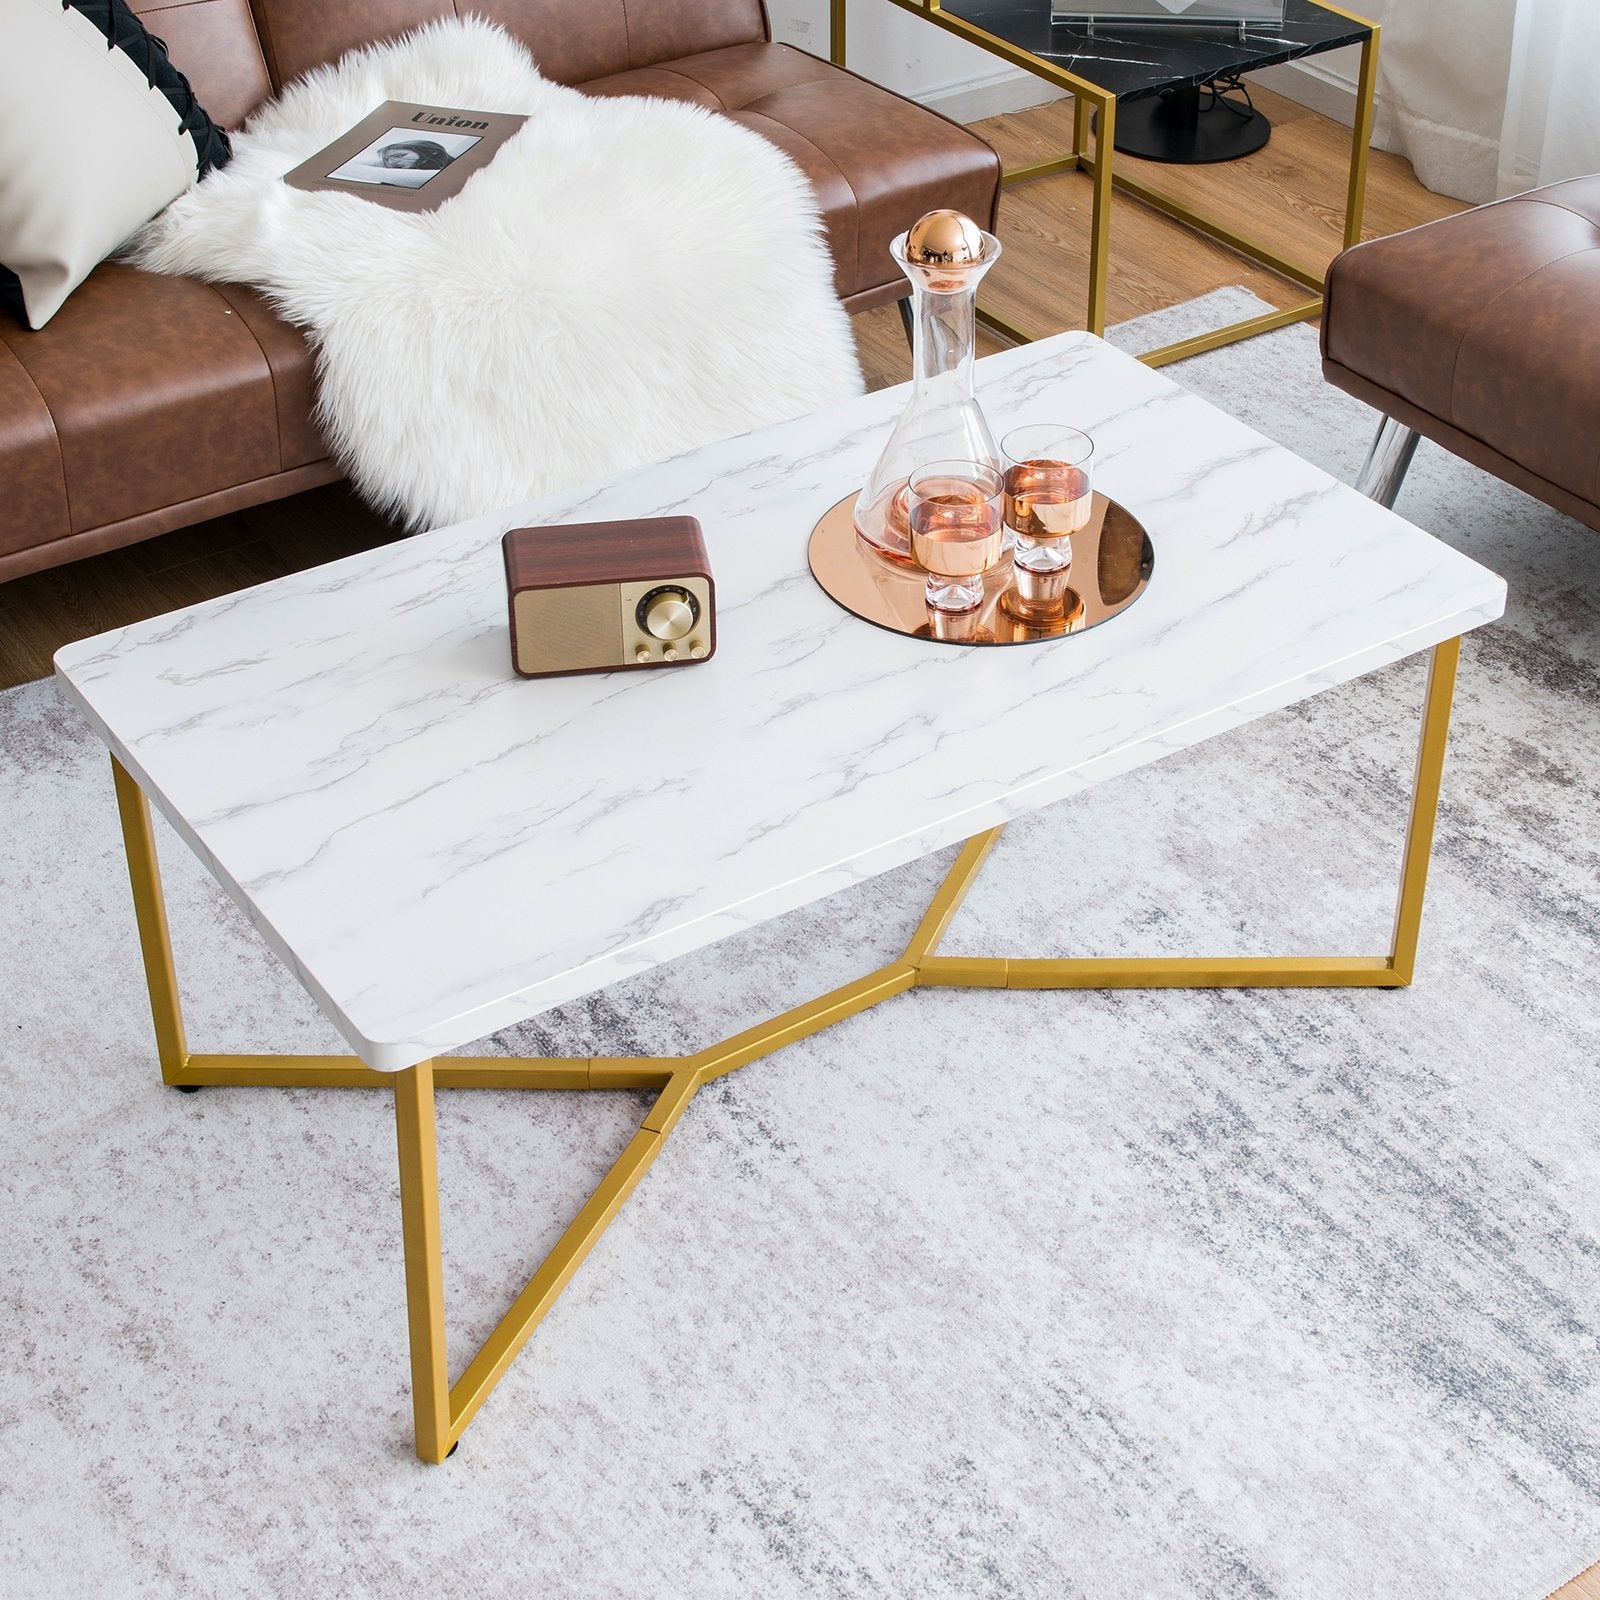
left=855, top=211, right=1003, bottom=564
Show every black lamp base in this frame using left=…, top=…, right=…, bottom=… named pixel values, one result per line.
left=1094, top=83, right=1271, bottom=165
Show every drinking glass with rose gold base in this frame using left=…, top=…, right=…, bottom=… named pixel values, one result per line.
left=909, top=460, right=1005, bottom=614
left=1002, top=425, right=1094, bottom=617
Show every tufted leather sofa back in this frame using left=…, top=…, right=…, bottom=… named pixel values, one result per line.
left=127, top=0, right=771, bottom=129
left=243, top=0, right=769, bottom=93
left=129, top=0, right=273, bottom=127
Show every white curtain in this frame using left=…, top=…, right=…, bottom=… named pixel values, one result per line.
left=1375, top=0, right=1515, bottom=204
left=1496, top=0, right=1600, bottom=194
left=1365, top=0, right=1600, bottom=203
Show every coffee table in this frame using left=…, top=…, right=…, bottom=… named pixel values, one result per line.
left=55, top=332, right=1504, bottom=1463
left=831, top=0, right=1377, bottom=364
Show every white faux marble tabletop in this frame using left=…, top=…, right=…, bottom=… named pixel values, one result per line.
left=55, top=333, right=1507, bottom=1070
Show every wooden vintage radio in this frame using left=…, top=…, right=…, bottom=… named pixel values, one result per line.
left=502, top=516, right=716, bottom=678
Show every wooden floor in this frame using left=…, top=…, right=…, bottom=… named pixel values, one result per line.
left=2, top=82, right=1598, bottom=1600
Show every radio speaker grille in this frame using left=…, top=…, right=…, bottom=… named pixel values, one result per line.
left=512, top=586, right=622, bottom=674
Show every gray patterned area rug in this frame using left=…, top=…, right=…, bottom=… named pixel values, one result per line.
left=3, top=290, right=1598, bottom=1600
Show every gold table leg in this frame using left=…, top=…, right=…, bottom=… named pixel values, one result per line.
left=111, top=759, right=189, bottom=1081
left=394, top=1060, right=450, bottom=1461
left=109, top=636, right=1458, bottom=1462
left=1337, top=8, right=1380, bottom=250
left=1087, top=94, right=1114, bottom=339
left=1388, top=634, right=1460, bottom=983
left=915, top=638, right=1461, bottom=991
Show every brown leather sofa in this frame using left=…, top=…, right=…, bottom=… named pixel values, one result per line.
left=1322, top=176, right=1600, bottom=531
left=0, top=0, right=1000, bottom=583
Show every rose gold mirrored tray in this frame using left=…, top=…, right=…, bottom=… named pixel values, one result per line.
left=807, top=492, right=1154, bottom=646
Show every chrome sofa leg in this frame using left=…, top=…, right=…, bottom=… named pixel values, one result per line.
left=1355, top=416, right=1420, bottom=508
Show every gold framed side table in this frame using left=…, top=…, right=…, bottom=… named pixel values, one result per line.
left=831, top=0, right=1378, bottom=367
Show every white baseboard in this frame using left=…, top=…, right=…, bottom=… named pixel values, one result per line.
left=1252, top=58, right=1403, bottom=153
left=917, top=67, right=1066, bottom=124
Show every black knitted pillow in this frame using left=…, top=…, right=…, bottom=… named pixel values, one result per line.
left=0, top=267, right=24, bottom=326
left=63, top=0, right=233, bottom=177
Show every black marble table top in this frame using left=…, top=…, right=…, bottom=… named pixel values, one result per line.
left=938, top=0, right=1371, bottom=102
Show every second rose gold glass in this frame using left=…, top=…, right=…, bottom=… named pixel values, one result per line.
left=908, top=460, right=1005, bottom=614
left=1004, top=428, right=1094, bottom=608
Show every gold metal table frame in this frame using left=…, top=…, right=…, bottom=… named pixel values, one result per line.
left=830, top=0, right=1379, bottom=368
left=107, top=637, right=1459, bottom=1463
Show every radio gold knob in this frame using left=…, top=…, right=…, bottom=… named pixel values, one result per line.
left=643, top=590, right=697, bottom=642
left=635, top=646, right=651, bottom=664
left=663, top=644, right=681, bottom=662
left=690, top=641, right=708, bottom=660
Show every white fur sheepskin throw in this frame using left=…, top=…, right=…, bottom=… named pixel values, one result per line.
left=131, top=18, right=864, bottom=529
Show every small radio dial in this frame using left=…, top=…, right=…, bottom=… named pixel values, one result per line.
left=639, top=586, right=699, bottom=642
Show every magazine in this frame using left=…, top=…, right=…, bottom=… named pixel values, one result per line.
left=283, top=101, right=528, bottom=212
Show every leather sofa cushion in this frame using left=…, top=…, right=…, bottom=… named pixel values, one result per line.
left=0, top=340, right=71, bottom=562
left=1323, top=176, right=1600, bottom=519
left=0, top=262, right=323, bottom=542
left=582, top=43, right=1002, bottom=306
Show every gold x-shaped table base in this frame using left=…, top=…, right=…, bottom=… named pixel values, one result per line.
left=109, top=638, right=1459, bottom=1462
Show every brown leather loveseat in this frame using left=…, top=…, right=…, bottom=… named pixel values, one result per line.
left=0, top=0, right=1001, bottom=583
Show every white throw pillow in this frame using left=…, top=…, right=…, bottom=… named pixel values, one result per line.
left=0, top=0, right=202, bottom=327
